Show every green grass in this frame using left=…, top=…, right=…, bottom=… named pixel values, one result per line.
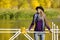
left=0, top=9, right=60, bottom=20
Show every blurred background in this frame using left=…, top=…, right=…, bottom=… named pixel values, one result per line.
left=0, top=0, right=60, bottom=40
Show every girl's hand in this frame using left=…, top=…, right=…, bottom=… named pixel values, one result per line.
left=50, top=30, right=52, bottom=33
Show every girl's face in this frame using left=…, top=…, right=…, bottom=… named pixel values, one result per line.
left=37, top=9, right=43, bottom=14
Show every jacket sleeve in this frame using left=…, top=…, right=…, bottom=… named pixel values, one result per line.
left=29, top=14, right=35, bottom=30
left=45, top=22, right=50, bottom=30
left=44, top=16, right=50, bottom=31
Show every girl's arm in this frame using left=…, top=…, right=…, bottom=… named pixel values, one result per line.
left=29, top=14, right=35, bottom=30
left=44, top=15, right=52, bottom=33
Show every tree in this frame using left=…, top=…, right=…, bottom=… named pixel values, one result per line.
left=30, top=0, right=40, bottom=9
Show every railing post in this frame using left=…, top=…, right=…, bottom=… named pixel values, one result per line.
left=54, top=23, right=56, bottom=40
left=57, top=26, right=58, bottom=40
left=52, top=22, right=59, bottom=40
left=52, top=22, right=54, bottom=40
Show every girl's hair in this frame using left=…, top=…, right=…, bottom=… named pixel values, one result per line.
left=36, top=6, right=44, bottom=12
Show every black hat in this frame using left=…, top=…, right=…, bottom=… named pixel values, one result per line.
left=36, top=6, right=44, bottom=12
